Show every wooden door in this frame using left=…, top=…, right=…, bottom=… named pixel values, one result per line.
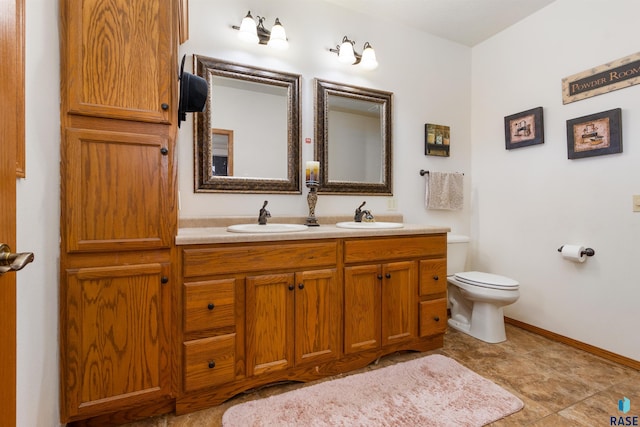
left=343, top=264, right=381, bottom=354
left=294, top=269, right=340, bottom=365
left=62, top=262, right=172, bottom=420
left=246, top=273, right=294, bottom=376
left=0, top=0, right=24, bottom=423
left=381, top=261, right=418, bottom=346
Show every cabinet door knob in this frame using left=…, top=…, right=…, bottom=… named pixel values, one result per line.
left=208, top=361, right=216, bottom=369
left=298, top=283, right=304, bottom=290
left=160, top=276, right=169, bottom=284
left=377, top=274, right=383, bottom=280
left=160, top=147, right=169, bottom=155
left=434, top=316, right=440, bottom=322
left=288, top=284, right=294, bottom=291
left=161, top=103, right=169, bottom=111
left=433, top=275, right=439, bottom=281
left=385, top=273, right=391, bottom=279
left=207, top=303, right=215, bottom=310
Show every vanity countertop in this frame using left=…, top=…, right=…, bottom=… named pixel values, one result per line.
left=176, top=215, right=449, bottom=245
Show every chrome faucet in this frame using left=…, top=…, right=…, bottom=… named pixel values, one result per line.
left=258, top=200, right=271, bottom=225
left=354, top=201, right=374, bottom=222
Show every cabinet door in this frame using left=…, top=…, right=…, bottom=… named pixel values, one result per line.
left=62, top=263, right=171, bottom=421
left=63, top=0, right=174, bottom=123
left=344, top=265, right=381, bottom=354
left=63, top=128, right=172, bottom=252
left=381, top=261, right=418, bottom=346
left=246, top=273, right=295, bottom=376
left=294, top=269, right=340, bottom=365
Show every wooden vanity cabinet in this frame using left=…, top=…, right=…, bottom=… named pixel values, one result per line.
left=344, top=261, right=417, bottom=354
left=344, top=235, right=447, bottom=354
left=177, top=241, right=340, bottom=414
left=176, top=234, right=447, bottom=415
left=59, top=0, right=179, bottom=423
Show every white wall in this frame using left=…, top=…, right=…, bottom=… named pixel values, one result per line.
left=178, top=0, right=472, bottom=233
left=471, top=0, right=640, bottom=360
left=17, top=0, right=61, bottom=425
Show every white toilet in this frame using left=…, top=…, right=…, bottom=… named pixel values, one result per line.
left=447, top=234, right=520, bottom=343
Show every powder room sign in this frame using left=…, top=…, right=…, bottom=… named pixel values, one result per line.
left=562, top=52, right=640, bottom=104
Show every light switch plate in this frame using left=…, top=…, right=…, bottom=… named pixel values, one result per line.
left=633, top=195, right=640, bottom=212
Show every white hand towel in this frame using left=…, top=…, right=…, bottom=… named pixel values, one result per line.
left=425, top=172, right=463, bottom=210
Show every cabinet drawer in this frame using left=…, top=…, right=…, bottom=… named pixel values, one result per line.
left=419, top=299, right=447, bottom=337
left=184, top=279, right=235, bottom=333
left=419, top=259, right=447, bottom=296
left=183, top=335, right=236, bottom=392
left=344, top=235, right=446, bottom=264
left=183, top=242, right=337, bottom=277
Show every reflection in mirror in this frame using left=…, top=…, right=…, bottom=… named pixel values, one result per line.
left=211, top=129, right=233, bottom=176
left=194, top=55, right=301, bottom=193
left=315, top=79, right=392, bottom=194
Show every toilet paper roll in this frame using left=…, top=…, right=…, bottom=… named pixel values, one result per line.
left=560, top=245, right=587, bottom=263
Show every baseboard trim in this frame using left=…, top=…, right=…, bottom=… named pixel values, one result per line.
left=504, top=317, right=639, bottom=371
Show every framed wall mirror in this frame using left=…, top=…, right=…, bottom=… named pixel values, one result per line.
left=315, top=79, right=392, bottom=194
left=194, top=55, right=301, bottom=193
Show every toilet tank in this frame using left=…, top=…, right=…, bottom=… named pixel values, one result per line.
left=447, top=234, right=470, bottom=275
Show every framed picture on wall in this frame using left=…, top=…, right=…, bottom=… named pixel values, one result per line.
left=504, top=107, right=544, bottom=150
left=425, top=123, right=450, bottom=157
left=566, top=108, right=622, bottom=159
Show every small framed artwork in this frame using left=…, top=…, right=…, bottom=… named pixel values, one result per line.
left=504, top=107, right=544, bottom=150
left=566, top=108, right=622, bottom=159
left=425, top=123, right=450, bottom=157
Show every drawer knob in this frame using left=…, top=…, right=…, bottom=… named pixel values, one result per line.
left=434, top=316, right=440, bottom=322
left=298, top=283, right=304, bottom=290
left=208, top=361, right=216, bottom=369
left=207, top=303, right=215, bottom=310
left=433, top=275, right=439, bottom=281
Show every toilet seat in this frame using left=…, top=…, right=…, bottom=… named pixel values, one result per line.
left=453, top=271, right=519, bottom=290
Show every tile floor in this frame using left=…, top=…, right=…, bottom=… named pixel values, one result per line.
left=125, top=324, right=640, bottom=426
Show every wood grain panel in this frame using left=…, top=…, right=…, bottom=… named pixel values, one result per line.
left=419, top=299, right=447, bottom=337
left=419, top=258, right=447, bottom=296
left=294, top=269, right=340, bottom=365
left=344, top=235, right=446, bottom=264
left=65, top=0, right=173, bottom=123
left=183, top=279, right=235, bottom=333
left=246, top=273, right=294, bottom=376
left=63, top=263, right=171, bottom=419
left=64, top=128, right=171, bottom=252
left=183, top=335, right=235, bottom=391
left=381, top=261, right=417, bottom=346
left=343, top=265, right=381, bottom=354
left=183, top=242, right=337, bottom=277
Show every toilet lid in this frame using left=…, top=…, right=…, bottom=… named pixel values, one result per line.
left=454, top=271, right=519, bottom=289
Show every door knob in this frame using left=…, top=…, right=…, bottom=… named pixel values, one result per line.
left=0, top=243, right=34, bottom=275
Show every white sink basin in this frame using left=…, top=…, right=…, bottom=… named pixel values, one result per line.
left=335, top=221, right=404, bottom=229
left=227, top=223, right=309, bottom=233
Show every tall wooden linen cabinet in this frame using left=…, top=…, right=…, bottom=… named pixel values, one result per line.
left=59, top=1, right=179, bottom=424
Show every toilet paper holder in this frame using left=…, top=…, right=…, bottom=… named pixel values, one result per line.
left=557, top=246, right=595, bottom=257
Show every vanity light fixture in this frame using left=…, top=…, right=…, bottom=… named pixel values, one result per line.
left=330, top=36, right=378, bottom=70
left=233, top=11, right=289, bottom=50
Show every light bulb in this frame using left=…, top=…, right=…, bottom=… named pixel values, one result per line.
left=238, top=11, right=258, bottom=44
left=360, top=43, right=378, bottom=70
left=267, top=18, right=289, bottom=50
left=338, top=39, right=356, bottom=64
